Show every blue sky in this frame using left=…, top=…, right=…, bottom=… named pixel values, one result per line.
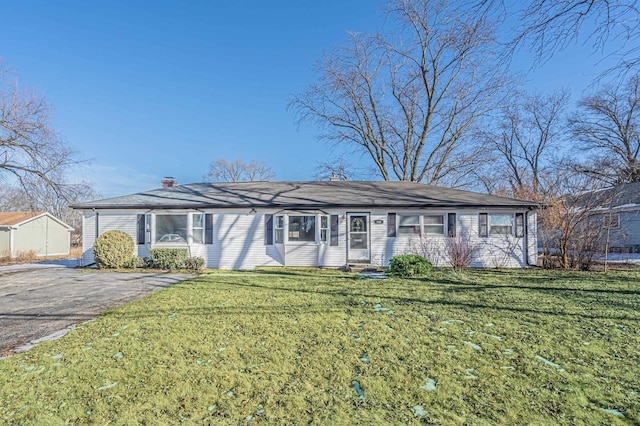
left=0, top=1, right=625, bottom=198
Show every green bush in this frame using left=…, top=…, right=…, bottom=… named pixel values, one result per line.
left=388, top=254, right=432, bottom=278
left=93, top=230, right=134, bottom=269
left=123, top=255, right=147, bottom=269
left=183, top=256, right=206, bottom=271
left=150, top=248, right=188, bottom=270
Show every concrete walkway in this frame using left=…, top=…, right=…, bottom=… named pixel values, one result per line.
left=0, top=267, right=192, bottom=356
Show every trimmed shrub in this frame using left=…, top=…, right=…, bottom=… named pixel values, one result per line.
left=93, top=230, right=134, bottom=269
left=124, top=255, right=147, bottom=269
left=388, top=254, right=432, bottom=278
left=150, top=248, right=188, bottom=270
left=183, top=256, right=206, bottom=271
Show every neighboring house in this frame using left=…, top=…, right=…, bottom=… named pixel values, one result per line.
left=0, top=212, right=74, bottom=258
left=71, top=180, right=540, bottom=269
left=574, top=182, right=640, bottom=253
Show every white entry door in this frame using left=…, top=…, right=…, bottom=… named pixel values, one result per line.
left=347, top=213, right=370, bottom=262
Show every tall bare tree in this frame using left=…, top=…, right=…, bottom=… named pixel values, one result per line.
left=473, top=1, right=640, bottom=75
left=204, top=158, right=275, bottom=182
left=569, top=74, right=640, bottom=184
left=290, top=0, right=507, bottom=185
left=0, top=61, right=78, bottom=194
left=480, top=90, right=569, bottom=199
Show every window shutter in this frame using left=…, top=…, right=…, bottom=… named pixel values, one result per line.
left=265, top=214, right=274, bottom=245
left=137, top=214, right=145, bottom=245
left=447, top=213, right=456, bottom=237
left=515, top=213, right=525, bottom=238
left=205, top=213, right=213, bottom=244
left=330, top=215, right=339, bottom=246
left=95, top=212, right=99, bottom=239
left=387, top=213, right=397, bottom=237
left=479, top=213, right=488, bottom=237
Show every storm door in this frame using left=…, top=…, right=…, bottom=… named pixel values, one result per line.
left=347, top=213, right=370, bottom=262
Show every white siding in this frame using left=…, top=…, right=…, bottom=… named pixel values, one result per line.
left=527, top=211, right=538, bottom=266
left=82, top=213, right=96, bottom=265
left=319, top=213, right=347, bottom=267
left=79, top=207, right=537, bottom=270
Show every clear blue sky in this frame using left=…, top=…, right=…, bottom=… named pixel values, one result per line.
left=0, top=0, right=623, bottom=198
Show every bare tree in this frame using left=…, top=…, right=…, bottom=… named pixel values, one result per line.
left=0, top=173, right=99, bottom=246
left=204, top=158, right=275, bottom=183
left=473, top=1, right=640, bottom=75
left=569, top=74, right=640, bottom=184
left=0, top=61, right=78, bottom=194
left=481, top=90, right=569, bottom=199
left=290, top=0, right=507, bottom=185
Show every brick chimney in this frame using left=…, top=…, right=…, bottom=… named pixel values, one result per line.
left=161, top=176, right=178, bottom=188
left=329, top=172, right=340, bottom=182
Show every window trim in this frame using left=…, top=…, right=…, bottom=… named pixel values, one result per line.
left=397, top=214, right=421, bottom=236
left=479, top=212, right=515, bottom=237
left=152, top=212, right=206, bottom=245
left=192, top=213, right=204, bottom=244
left=287, top=215, right=317, bottom=243
left=320, top=215, right=329, bottom=243
left=423, top=214, right=445, bottom=235
left=604, top=213, right=620, bottom=229
left=396, top=213, right=451, bottom=237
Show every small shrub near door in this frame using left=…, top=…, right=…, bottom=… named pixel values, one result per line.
left=93, top=231, right=135, bottom=269
left=150, top=248, right=188, bottom=269
left=388, top=254, right=432, bottom=278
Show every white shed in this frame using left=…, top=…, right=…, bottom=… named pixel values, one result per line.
left=0, top=212, right=74, bottom=258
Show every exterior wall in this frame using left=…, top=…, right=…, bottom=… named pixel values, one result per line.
left=527, top=211, right=538, bottom=266
left=607, top=209, right=640, bottom=249
left=80, top=207, right=537, bottom=269
left=0, top=228, right=10, bottom=256
left=82, top=213, right=97, bottom=265
left=12, top=215, right=70, bottom=257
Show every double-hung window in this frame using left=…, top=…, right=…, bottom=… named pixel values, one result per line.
left=320, top=216, right=329, bottom=242
left=489, top=214, right=513, bottom=236
left=275, top=215, right=285, bottom=243
left=398, top=215, right=420, bottom=235
left=423, top=214, right=445, bottom=235
left=192, top=213, right=204, bottom=244
left=479, top=213, right=515, bottom=237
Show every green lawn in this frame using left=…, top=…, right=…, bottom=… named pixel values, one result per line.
left=1, top=268, right=639, bottom=424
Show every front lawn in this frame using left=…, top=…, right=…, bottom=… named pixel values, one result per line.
left=1, top=269, right=638, bottom=424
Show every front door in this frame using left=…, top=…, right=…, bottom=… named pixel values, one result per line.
left=347, top=213, right=370, bottom=262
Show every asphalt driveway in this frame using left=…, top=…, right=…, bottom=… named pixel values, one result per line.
left=0, top=267, right=192, bottom=356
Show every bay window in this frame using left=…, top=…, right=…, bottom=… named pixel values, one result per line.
left=288, top=216, right=316, bottom=242
left=155, top=214, right=188, bottom=243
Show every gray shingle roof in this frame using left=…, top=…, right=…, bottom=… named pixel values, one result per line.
left=71, top=181, right=541, bottom=210
left=573, top=181, right=640, bottom=209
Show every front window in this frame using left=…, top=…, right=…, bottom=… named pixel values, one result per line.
left=155, top=215, right=187, bottom=242
left=192, top=213, right=204, bottom=244
left=423, top=215, right=445, bottom=235
left=288, top=216, right=316, bottom=242
left=604, top=214, right=620, bottom=229
left=398, top=215, right=420, bottom=235
left=490, top=214, right=513, bottom=236
left=275, top=215, right=284, bottom=243
left=320, top=216, right=329, bottom=242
